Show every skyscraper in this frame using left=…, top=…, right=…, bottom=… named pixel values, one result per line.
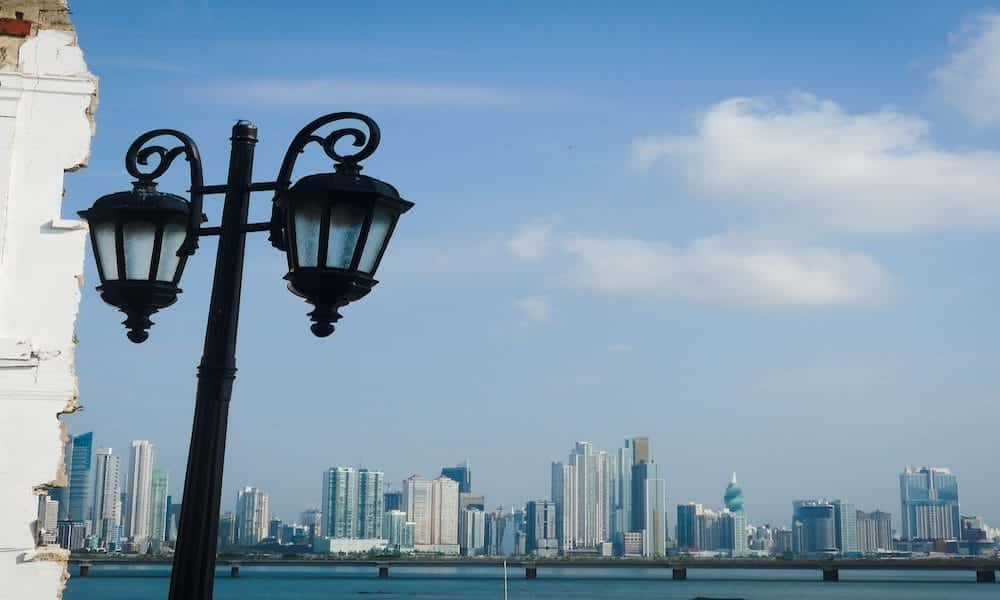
left=91, top=448, right=121, bottom=549
left=218, top=511, right=236, bottom=548
left=431, top=475, right=459, bottom=545
left=551, top=461, right=576, bottom=551
left=832, top=499, right=858, bottom=554
left=37, top=495, right=59, bottom=545
left=631, top=436, right=649, bottom=466
left=792, top=500, right=837, bottom=555
left=596, top=450, right=614, bottom=543
left=302, top=508, right=323, bottom=541
left=724, top=474, right=748, bottom=556
left=123, top=440, right=154, bottom=549
left=65, top=432, right=94, bottom=523
left=524, top=500, right=559, bottom=557
left=459, top=493, right=486, bottom=512
left=856, top=510, right=893, bottom=554
left=570, top=442, right=599, bottom=547
left=612, top=441, right=633, bottom=540
left=403, top=475, right=432, bottom=545
left=235, top=486, right=269, bottom=546
left=459, top=509, right=487, bottom=556
left=166, top=500, right=181, bottom=544
left=384, top=491, right=403, bottom=512
left=357, top=469, right=384, bottom=539
left=899, top=467, right=961, bottom=541
left=723, top=510, right=748, bottom=556
left=484, top=509, right=510, bottom=556
left=322, top=468, right=358, bottom=538
left=383, top=510, right=410, bottom=551
left=440, top=461, right=471, bottom=494
left=148, top=468, right=169, bottom=548
left=638, top=462, right=667, bottom=557
left=724, top=473, right=744, bottom=513
left=676, top=503, right=702, bottom=551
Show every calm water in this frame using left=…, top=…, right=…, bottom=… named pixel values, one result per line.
left=64, top=566, right=999, bottom=600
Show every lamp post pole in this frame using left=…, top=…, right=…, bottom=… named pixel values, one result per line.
left=168, top=121, right=257, bottom=600
left=78, top=113, right=412, bottom=600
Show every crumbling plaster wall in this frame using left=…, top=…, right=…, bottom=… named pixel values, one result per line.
left=0, top=2, right=97, bottom=599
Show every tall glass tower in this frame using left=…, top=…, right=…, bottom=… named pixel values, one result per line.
left=899, top=467, right=960, bottom=540
left=440, top=461, right=471, bottom=494
left=64, top=432, right=94, bottom=523
left=148, top=468, right=169, bottom=547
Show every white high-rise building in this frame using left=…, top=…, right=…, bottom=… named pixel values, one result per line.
left=459, top=509, right=487, bottom=555
left=431, top=476, right=459, bottom=545
left=613, top=442, right=633, bottom=539
left=123, top=440, right=154, bottom=549
left=570, top=442, right=599, bottom=547
left=383, top=510, right=411, bottom=550
left=596, top=450, right=614, bottom=543
left=320, top=467, right=385, bottom=540
left=322, top=467, right=358, bottom=538
left=37, top=496, right=59, bottom=545
left=552, top=461, right=577, bottom=551
left=91, top=448, right=121, bottom=549
left=403, top=475, right=432, bottom=545
left=235, top=487, right=269, bottom=546
left=357, top=469, right=384, bottom=539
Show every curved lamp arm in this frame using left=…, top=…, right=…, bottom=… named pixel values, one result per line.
left=269, top=112, right=381, bottom=250
left=125, top=129, right=205, bottom=257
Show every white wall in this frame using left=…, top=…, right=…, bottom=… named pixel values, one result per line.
left=0, top=8, right=98, bottom=600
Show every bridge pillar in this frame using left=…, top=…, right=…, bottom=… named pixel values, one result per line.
left=822, top=568, right=839, bottom=582
left=976, top=569, right=996, bottom=584
left=230, top=564, right=240, bottom=577
left=672, top=568, right=687, bottom=580
left=525, top=566, right=537, bottom=579
left=378, top=565, right=390, bottom=579
left=79, top=564, right=90, bottom=577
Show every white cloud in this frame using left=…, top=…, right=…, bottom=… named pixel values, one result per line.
left=632, top=93, right=1000, bottom=235
left=507, top=223, right=553, bottom=261
left=562, top=234, right=891, bottom=308
left=932, top=12, right=1000, bottom=126
left=609, top=343, right=633, bottom=352
left=513, top=296, right=551, bottom=322
left=197, top=79, right=561, bottom=111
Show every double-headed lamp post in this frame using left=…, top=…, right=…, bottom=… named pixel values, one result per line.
left=77, top=113, right=412, bottom=600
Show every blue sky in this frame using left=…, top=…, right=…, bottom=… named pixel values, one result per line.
left=64, top=1, right=1000, bottom=528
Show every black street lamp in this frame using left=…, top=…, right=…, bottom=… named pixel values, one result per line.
left=77, top=113, right=412, bottom=599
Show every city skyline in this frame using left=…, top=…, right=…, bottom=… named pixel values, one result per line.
left=47, top=424, right=999, bottom=560
left=55, top=427, right=989, bottom=543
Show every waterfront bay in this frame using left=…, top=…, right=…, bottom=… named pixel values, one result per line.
left=64, top=566, right=998, bottom=600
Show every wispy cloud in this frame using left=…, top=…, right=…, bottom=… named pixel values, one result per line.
left=562, top=233, right=891, bottom=309
left=632, top=93, right=1000, bottom=235
left=513, top=296, right=551, bottom=322
left=195, top=78, right=565, bottom=111
left=507, top=223, right=554, bottom=261
left=932, top=11, right=1000, bottom=127
left=88, top=57, right=193, bottom=74
left=506, top=226, right=891, bottom=309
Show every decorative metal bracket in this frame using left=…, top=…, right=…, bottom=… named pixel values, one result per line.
left=269, top=112, right=381, bottom=250
left=125, top=129, right=205, bottom=257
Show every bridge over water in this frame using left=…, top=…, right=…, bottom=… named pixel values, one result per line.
left=69, top=556, right=1000, bottom=584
